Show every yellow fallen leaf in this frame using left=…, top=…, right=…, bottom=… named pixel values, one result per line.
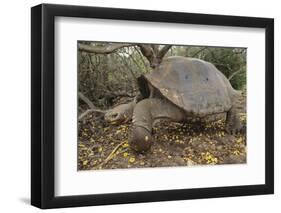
left=98, top=147, right=103, bottom=152
left=123, top=152, right=129, bottom=157
left=122, top=143, right=129, bottom=148
left=233, top=150, right=240, bottom=155
left=129, top=157, right=135, bottom=163
left=202, top=152, right=218, bottom=164
left=237, top=137, right=243, bottom=143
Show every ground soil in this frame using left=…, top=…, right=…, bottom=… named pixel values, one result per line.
left=78, top=95, right=246, bottom=170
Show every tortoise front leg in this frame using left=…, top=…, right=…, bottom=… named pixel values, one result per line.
left=129, top=98, right=185, bottom=152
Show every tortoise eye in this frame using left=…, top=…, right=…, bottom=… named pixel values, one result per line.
left=111, top=113, right=118, bottom=118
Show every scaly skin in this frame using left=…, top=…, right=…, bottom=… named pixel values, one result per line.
left=129, top=98, right=185, bottom=152
left=225, top=103, right=243, bottom=134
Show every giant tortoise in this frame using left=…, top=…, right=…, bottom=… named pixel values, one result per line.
left=104, top=56, right=242, bottom=152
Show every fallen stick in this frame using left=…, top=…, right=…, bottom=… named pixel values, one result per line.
left=78, top=108, right=106, bottom=121
left=95, top=140, right=127, bottom=169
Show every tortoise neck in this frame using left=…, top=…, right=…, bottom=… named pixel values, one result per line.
left=132, top=98, right=185, bottom=132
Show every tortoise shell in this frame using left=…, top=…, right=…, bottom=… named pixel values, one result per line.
left=140, top=56, right=238, bottom=117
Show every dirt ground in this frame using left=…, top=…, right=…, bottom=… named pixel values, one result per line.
left=78, top=95, right=246, bottom=170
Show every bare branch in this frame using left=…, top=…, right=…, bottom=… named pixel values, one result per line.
left=228, top=69, right=243, bottom=80
left=137, top=44, right=155, bottom=66
left=157, top=45, right=172, bottom=59
left=78, top=92, right=107, bottom=121
left=191, top=47, right=207, bottom=58
left=78, top=109, right=105, bottom=121
left=137, top=44, right=172, bottom=68
left=78, top=92, right=95, bottom=109
left=151, top=44, right=159, bottom=55
left=78, top=43, right=132, bottom=54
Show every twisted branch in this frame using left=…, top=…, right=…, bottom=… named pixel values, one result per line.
left=78, top=43, right=132, bottom=54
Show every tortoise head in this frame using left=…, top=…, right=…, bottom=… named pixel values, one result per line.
left=104, top=102, right=136, bottom=125
left=104, top=110, right=124, bottom=124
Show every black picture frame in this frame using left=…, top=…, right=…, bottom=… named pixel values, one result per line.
left=31, top=3, right=274, bottom=209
